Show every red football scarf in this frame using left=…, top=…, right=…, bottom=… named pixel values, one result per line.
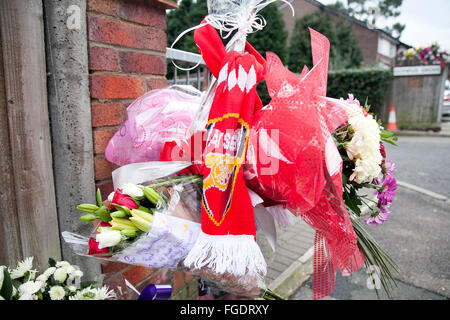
left=183, top=21, right=267, bottom=280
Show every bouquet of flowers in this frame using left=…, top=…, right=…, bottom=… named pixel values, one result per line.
left=62, top=0, right=401, bottom=300
left=397, top=43, right=449, bottom=67
left=327, top=94, right=400, bottom=297
left=0, top=257, right=115, bottom=300
left=64, top=162, right=204, bottom=270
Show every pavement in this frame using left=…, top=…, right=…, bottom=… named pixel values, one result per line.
left=265, top=125, right=450, bottom=300
left=395, top=121, right=450, bottom=138
left=259, top=216, right=315, bottom=298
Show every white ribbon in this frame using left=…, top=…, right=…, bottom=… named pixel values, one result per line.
left=169, top=0, right=295, bottom=71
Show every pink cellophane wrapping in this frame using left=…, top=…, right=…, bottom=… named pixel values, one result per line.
left=105, top=88, right=201, bottom=166
left=247, top=29, right=364, bottom=299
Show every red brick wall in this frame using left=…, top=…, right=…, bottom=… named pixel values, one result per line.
left=87, top=0, right=197, bottom=299
left=280, top=0, right=380, bottom=67
left=281, top=0, right=320, bottom=40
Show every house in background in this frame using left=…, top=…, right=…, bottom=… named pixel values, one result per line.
left=279, top=0, right=411, bottom=68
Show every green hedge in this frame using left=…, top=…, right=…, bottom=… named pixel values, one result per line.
left=327, top=68, right=392, bottom=115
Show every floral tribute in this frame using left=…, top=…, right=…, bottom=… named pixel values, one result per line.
left=397, top=43, right=449, bottom=67
left=0, top=257, right=115, bottom=300
left=61, top=0, right=401, bottom=300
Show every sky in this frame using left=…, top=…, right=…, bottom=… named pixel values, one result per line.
left=317, top=0, right=450, bottom=50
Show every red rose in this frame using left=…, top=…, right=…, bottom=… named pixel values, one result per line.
left=88, top=237, right=110, bottom=255
left=109, top=188, right=139, bottom=210
left=100, top=221, right=111, bottom=227
left=380, top=143, right=386, bottom=158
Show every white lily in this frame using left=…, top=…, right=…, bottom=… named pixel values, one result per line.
left=122, top=183, right=144, bottom=198
left=96, top=229, right=122, bottom=249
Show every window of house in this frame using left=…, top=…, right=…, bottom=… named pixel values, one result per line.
left=378, top=37, right=396, bottom=58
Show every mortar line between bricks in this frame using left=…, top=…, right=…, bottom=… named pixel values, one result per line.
left=93, top=125, right=121, bottom=131
left=105, top=264, right=134, bottom=279
left=90, top=70, right=166, bottom=78
left=90, top=41, right=166, bottom=57
left=135, top=270, right=159, bottom=289
left=95, top=177, right=112, bottom=184
left=88, top=11, right=166, bottom=32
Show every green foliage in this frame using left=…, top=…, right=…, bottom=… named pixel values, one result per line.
left=327, top=68, right=392, bottom=115
left=247, top=3, right=288, bottom=64
left=331, top=0, right=405, bottom=38
left=167, top=1, right=288, bottom=60
left=167, top=0, right=208, bottom=53
left=166, top=1, right=289, bottom=83
left=288, top=12, right=363, bottom=73
left=0, top=267, right=13, bottom=300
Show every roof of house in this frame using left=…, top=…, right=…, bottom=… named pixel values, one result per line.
left=279, top=0, right=411, bottom=48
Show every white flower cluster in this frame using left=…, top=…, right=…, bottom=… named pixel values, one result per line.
left=344, top=105, right=382, bottom=184
left=0, top=257, right=115, bottom=301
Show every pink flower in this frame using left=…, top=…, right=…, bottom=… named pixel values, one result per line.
left=366, top=169, right=397, bottom=226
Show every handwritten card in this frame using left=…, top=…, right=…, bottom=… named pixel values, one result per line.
left=114, top=212, right=201, bottom=269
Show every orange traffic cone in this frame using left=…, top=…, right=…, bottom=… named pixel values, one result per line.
left=386, top=106, right=398, bottom=131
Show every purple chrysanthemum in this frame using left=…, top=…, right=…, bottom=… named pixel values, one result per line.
left=366, top=170, right=397, bottom=226
left=384, top=158, right=396, bottom=175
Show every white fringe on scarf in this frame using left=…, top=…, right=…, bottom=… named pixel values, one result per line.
left=183, top=231, right=267, bottom=277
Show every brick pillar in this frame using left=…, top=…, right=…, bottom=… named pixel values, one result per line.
left=87, top=0, right=197, bottom=299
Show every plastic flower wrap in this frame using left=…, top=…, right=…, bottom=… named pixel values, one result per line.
left=63, top=161, right=204, bottom=271
left=105, top=86, right=202, bottom=166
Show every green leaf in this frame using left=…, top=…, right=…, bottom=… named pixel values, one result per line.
left=381, top=138, right=398, bottom=146
left=0, top=267, right=13, bottom=300
left=380, top=129, right=394, bottom=139
left=48, top=258, right=56, bottom=267
left=96, top=188, right=103, bottom=207
left=80, top=281, right=96, bottom=289
left=112, top=204, right=131, bottom=215
left=94, top=205, right=112, bottom=223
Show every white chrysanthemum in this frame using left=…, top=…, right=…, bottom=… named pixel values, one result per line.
left=0, top=266, right=5, bottom=288
left=11, top=257, right=36, bottom=279
left=49, top=285, right=66, bottom=300
left=346, top=113, right=382, bottom=184
left=56, top=261, right=71, bottom=268
left=96, top=229, right=122, bottom=249
left=72, top=269, right=83, bottom=278
left=69, top=287, right=96, bottom=300
left=68, top=285, right=77, bottom=292
left=69, top=286, right=115, bottom=300
left=43, top=267, right=56, bottom=277
left=122, top=183, right=144, bottom=198
left=18, top=293, right=38, bottom=300
left=53, top=268, right=68, bottom=283
left=36, top=274, right=48, bottom=283
left=18, top=281, right=44, bottom=298
left=92, top=286, right=116, bottom=300
left=65, top=265, right=76, bottom=274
